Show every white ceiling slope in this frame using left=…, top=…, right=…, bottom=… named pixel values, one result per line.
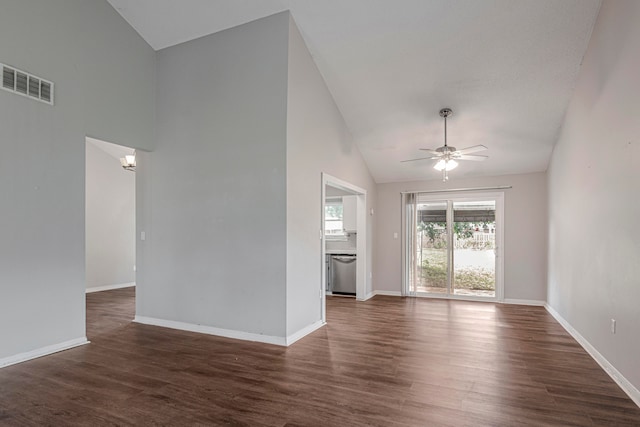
left=107, top=0, right=601, bottom=183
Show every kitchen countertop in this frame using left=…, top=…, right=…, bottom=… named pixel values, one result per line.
left=326, top=249, right=357, bottom=255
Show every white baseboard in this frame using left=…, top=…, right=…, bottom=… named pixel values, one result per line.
left=503, top=298, right=546, bottom=306
left=371, top=290, right=402, bottom=297
left=363, top=291, right=375, bottom=301
left=286, top=320, right=325, bottom=345
left=0, top=337, right=89, bottom=369
left=86, top=282, right=135, bottom=293
left=545, top=303, right=640, bottom=408
left=134, top=316, right=287, bottom=346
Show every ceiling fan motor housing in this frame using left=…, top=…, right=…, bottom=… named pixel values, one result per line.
left=436, top=145, right=456, bottom=154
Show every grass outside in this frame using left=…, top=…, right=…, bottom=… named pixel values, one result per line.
left=418, top=248, right=495, bottom=291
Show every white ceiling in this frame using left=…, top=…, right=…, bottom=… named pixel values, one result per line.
left=106, top=0, right=601, bottom=183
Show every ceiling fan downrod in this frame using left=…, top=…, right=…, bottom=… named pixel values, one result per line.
left=439, top=108, right=452, bottom=149
left=439, top=108, right=453, bottom=181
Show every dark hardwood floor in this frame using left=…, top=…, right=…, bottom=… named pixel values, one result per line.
left=0, top=288, right=638, bottom=426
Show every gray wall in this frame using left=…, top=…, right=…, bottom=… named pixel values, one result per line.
left=0, top=0, right=155, bottom=361
left=285, top=17, right=377, bottom=336
left=137, top=13, right=290, bottom=337
left=547, top=0, right=640, bottom=391
left=85, top=141, right=135, bottom=290
left=375, top=172, right=547, bottom=301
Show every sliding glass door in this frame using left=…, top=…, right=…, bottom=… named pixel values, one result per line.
left=403, top=192, right=503, bottom=300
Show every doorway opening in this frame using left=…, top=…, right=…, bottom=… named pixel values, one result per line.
left=402, top=191, right=504, bottom=301
left=321, top=173, right=367, bottom=323
left=85, top=137, right=137, bottom=334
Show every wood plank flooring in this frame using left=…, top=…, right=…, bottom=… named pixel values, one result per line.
left=0, top=288, right=638, bottom=426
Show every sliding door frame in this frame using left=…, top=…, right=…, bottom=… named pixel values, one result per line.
left=403, top=191, right=505, bottom=302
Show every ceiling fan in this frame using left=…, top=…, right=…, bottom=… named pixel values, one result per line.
left=402, top=108, right=488, bottom=181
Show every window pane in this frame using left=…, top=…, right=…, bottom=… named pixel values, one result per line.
left=325, top=203, right=344, bottom=235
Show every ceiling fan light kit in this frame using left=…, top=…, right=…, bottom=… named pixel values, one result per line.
left=402, top=108, right=488, bottom=181
left=434, top=158, right=458, bottom=172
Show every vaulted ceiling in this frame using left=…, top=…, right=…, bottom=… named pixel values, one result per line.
left=107, top=0, right=602, bottom=183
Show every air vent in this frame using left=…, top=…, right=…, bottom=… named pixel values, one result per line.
left=40, top=81, right=51, bottom=103
left=3, top=67, right=14, bottom=89
left=1, top=63, right=54, bottom=105
left=16, top=72, right=28, bottom=95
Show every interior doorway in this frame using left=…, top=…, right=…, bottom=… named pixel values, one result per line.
left=85, top=137, right=137, bottom=324
left=402, top=191, right=504, bottom=301
left=321, top=173, right=367, bottom=323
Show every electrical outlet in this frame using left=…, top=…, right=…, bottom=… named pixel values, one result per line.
left=611, top=319, right=616, bottom=334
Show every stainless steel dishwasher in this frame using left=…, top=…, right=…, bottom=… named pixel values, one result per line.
left=330, top=255, right=356, bottom=296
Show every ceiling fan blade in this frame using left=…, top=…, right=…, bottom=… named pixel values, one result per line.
left=418, top=148, right=441, bottom=155
left=401, top=156, right=440, bottom=163
left=456, top=145, right=488, bottom=155
left=457, top=154, right=488, bottom=161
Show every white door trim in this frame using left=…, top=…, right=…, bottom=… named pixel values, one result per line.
left=321, top=173, right=367, bottom=323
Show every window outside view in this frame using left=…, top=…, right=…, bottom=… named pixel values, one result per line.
left=325, top=203, right=344, bottom=235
